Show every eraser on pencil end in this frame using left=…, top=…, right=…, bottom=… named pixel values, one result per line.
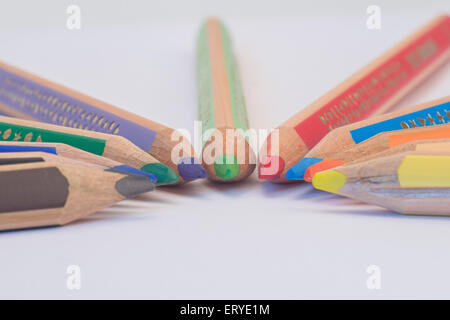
left=312, top=170, right=346, bottom=194
left=178, top=157, right=209, bottom=180
left=286, top=157, right=323, bottom=180
left=304, top=159, right=346, bottom=182
left=258, top=155, right=284, bottom=180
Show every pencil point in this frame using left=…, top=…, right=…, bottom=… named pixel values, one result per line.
left=141, top=163, right=179, bottom=186
left=214, top=154, right=240, bottom=179
left=312, top=170, right=346, bottom=194
left=258, top=155, right=284, bottom=179
left=177, top=157, right=208, bottom=180
left=286, top=157, right=322, bottom=180
left=304, top=159, right=346, bottom=182
left=115, top=175, right=155, bottom=198
left=108, top=165, right=157, bottom=183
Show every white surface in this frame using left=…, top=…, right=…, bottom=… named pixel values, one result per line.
left=0, top=1, right=450, bottom=299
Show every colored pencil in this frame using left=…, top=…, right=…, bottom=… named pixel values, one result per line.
left=0, top=162, right=155, bottom=231
left=303, top=123, right=450, bottom=181
left=258, top=15, right=450, bottom=183
left=288, top=96, right=450, bottom=180
left=0, top=115, right=175, bottom=185
left=0, top=61, right=207, bottom=184
left=196, top=18, right=256, bottom=181
left=0, top=142, right=157, bottom=182
left=312, top=151, right=450, bottom=216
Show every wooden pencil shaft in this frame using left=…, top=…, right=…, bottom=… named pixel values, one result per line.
left=0, top=162, right=154, bottom=231
left=0, top=115, right=158, bottom=169
left=323, top=122, right=450, bottom=162
left=346, top=138, right=450, bottom=165
left=0, top=60, right=197, bottom=168
left=197, top=18, right=256, bottom=181
left=260, top=15, right=450, bottom=182
left=309, top=96, right=450, bottom=159
left=0, top=152, right=113, bottom=170
left=318, top=152, right=450, bottom=215
left=0, top=141, right=123, bottom=167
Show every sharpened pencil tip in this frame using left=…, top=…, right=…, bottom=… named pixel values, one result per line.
left=312, top=170, right=346, bottom=194
left=177, top=157, right=208, bottom=180
left=258, top=155, right=284, bottom=179
left=286, top=157, right=323, bottom=180
left=115, top=175, right=155, bottom=198
left=214, top=154, right=240, bottom=179
left=108, top=165, right=157, bottom=183
left=304, top=159, right=346, bottom=182
left=140, top=163, right=179, bottom=186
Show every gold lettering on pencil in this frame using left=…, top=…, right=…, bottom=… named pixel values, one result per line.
left=436, top=112, right=444, bottom=123
left=427, top=114, right=435, bottom=125
left=24, top=132, right=33, bottom=142
left=406, top=39, right=438, bottom=70
left=108, top=121, right=115, bottom=131
left=417, top=118, right=426, bottom=126
left=97, top=116, right=104, bottom=126
left=113, top=126, right=120, bottom=134
left=85, top=113, right=92, bottom=121
left=2, top=129, right=11, bottom=139
left=13, top=132, right=21, bottom=141
left=319, top=115, right=326, bottom=125
left=409, top=120, right=418, bottom=128
left=36, top=135, right=42, bottom=142
left=400, top=121, right=409, bottom=129
left=92, top=115, right=98, bottom=124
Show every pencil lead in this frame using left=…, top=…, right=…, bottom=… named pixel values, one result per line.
left=286, top=157, right=323, bottom=180
left=141, top=163, right=179, bottom=186
left=312, top=169, right=346, bottom=194
left=177, top=157, right=208, bottom=180
left=258, top=155, right=284, bottom=180
left=304, top=159, right=345, bottom=182
left=115, top=175, right=155, bottom=198
left=108, top=165, right=158, bottom=183
left=214, top=154, right=240, bottom=180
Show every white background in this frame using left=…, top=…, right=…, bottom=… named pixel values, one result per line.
left=0, top=0, right=449, bottom=299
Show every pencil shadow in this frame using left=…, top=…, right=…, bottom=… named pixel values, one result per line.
left=153, top=180, right=209, bottom=198
left=0, top=224, right=60, bottom=234
left=202, top=176, right=261, bottom=197
left=130, top=191, right=180, bottom=204
left=292, top=185, right=339, bottom=201
left=261, top=180, right=307, bottom=197
left=321, top=206, right=450, bottom=221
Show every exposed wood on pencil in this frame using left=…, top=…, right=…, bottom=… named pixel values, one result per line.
left=197, top=18, right=256, bottom=182
left=312, top=151, right=450, bottom=215
left=259, top=15, right=450, bottom=183
left=289, top=96, right=450, bottom=180
left=0, top=162, right=155, bottom=231
left=0, top=60, right=208, bottom=184
left=0, top=116, right=173, bottom=185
